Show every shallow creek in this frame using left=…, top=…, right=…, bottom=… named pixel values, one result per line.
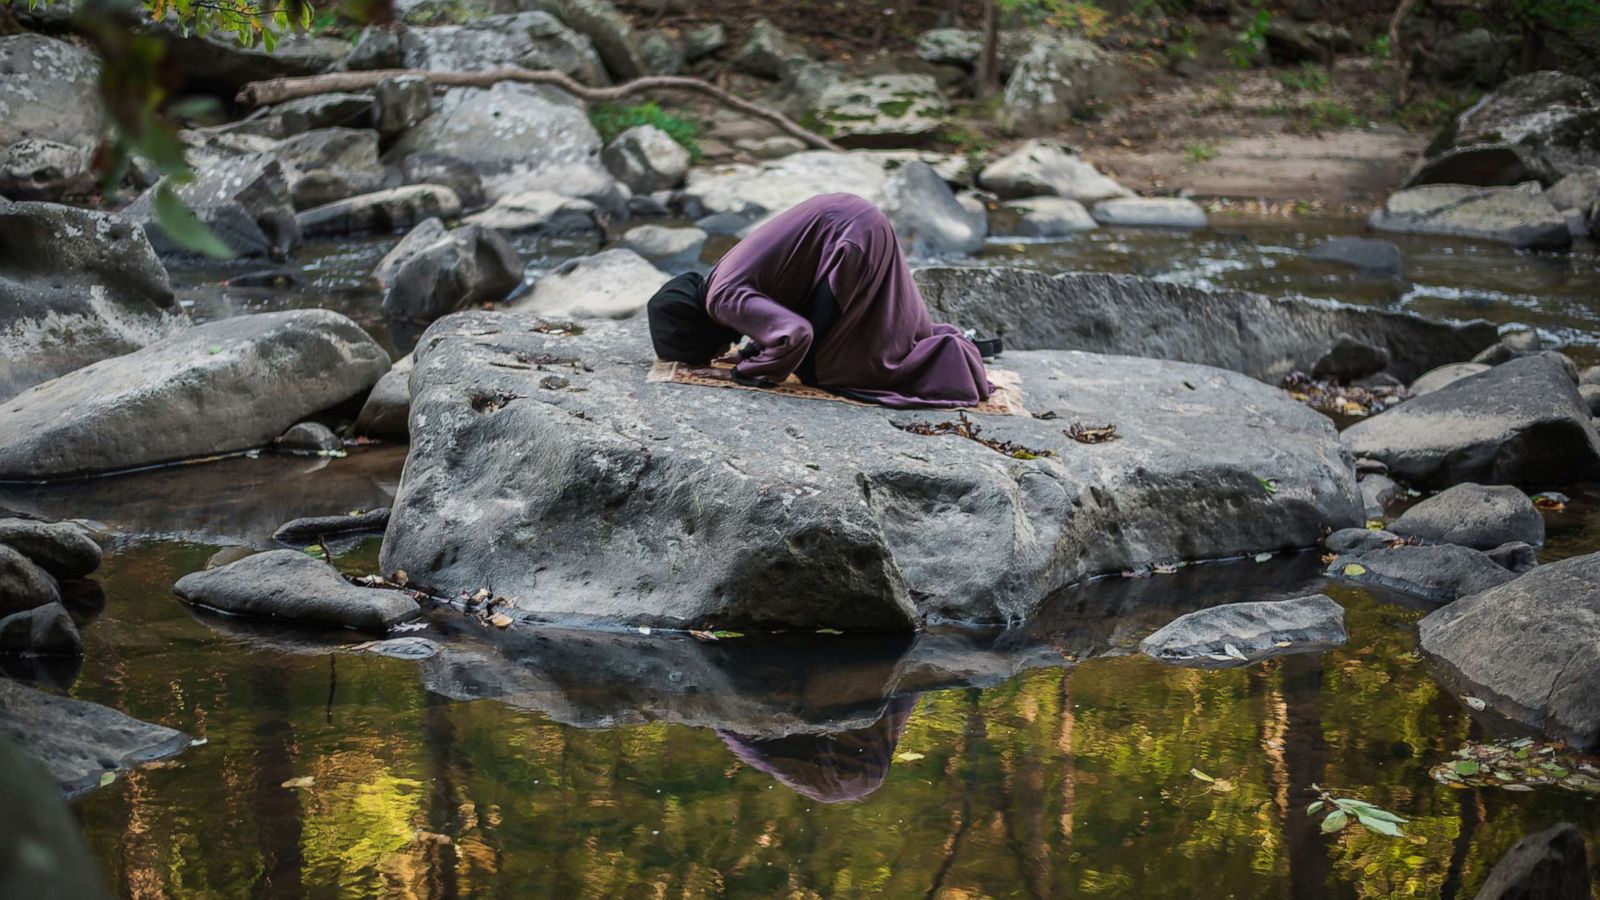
left=11, top=217, right=1600, bottom=897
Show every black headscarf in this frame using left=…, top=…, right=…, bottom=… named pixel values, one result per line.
left=647, top=271, right=739, bottom=364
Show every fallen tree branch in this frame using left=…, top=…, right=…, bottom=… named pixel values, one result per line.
left=236, top=67, right=844, bottom=152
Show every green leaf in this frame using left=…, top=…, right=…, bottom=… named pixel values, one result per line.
left=1257, top=476, right=1278, bottom=494
left=1190, top=768, right=1214, bottom=783
left=710, top=630, right=744, bottom=639
left=1342, top=563, right=1367, bottom=577
left=1356, top=813, right=1404, bottom=837
left=99, top=770, right=116, bottom=787
left=152, top=182, right=234, bottom=259
left=1455, top=760, right=1481, bottom=776
left=1306, top=800, right=1324, bottom=814
left=1321, top=810, right=1348, bottom=833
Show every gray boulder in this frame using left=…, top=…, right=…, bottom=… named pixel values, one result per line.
left=270, top=93, right=376, bottom=136
left=0, top=519, right=101, bottom=580
left=1472, top=824, right=1592, bottom=900
left=273, top=421, right=341, bottom=454
left=813, top=74, right=947, bottom=148
left=272, top=127, right=385, bottom=210
left=1307, top=237, right=1404, bottom=279
left=374, top=76, right=434, bottom=138
left=620, top=224, right=707, bottom=274
left=379, top=311, right=1360, bottom=631
left=1582, top=383, right=1600, bottom=416
left=0, top=677, right=191, bottom=798
left=1547, top=168, right=1600, bottom=235
left=1001, top=196, right=1097, bottom=236
left=1000, top=35, right=1129, bottom=134
left=1360, top=473, right=1400, bottom=518
left=374, top=217, right=523, bottom=323
left=683, top=23, right=727, bottom=61
left=0, top=35, right=104, bottom=201
left=1325, top=527, right=1398, bottom=554
left=388, top=83, right=604, bottom=200
left=600, top=124, right=691, bottom=193
left=977, top=140, right=1130, bottom=202
left=1139, top=594, right=1346, bottom=667
left=0, top=732, right=112, bottom=897
left=915, top=28, right=1031, bottom=73
left=173, top=549, right=420, bottom=633
left=913, top=267, right=1497, bottom=383
left=1369, top=183, right=1571, bottom=252
left=1342, top=353, right=1600, bottom=488
left=528, top=0, right=642, bottom=81
left=0, top=545, right=59, bottom=616
left=0, top=139, right=93, bottom=202
left=880, top=161, right=986, bottom=257
left=1411, top=362, right=1490, bottom=395
left=1420, top=551, right=1600, bottom=751
left=512, top=249, right=669, bottom=319
left=1312, top=333, right=1389, bottom=382
left=0, top=202, right=188, bottom=402
left=297, top=184, right=462, bottom=237
left=1421, top=28, right=1511, bottom=89
left=1407, top=71, right=1600, bottom=189
left=1092, top=197, right=1208, bottom=228
left=463, top=190, right=599, bottom=235
left=355, top=353, right=413, bottom=438
left=124, top=155, right=301, bottom=259
left=157, top=28, right=345, bottom=93
left=348, top=25, right=404, bottom=70
left=1327, top=543, right=1519, bottom=604
left=0, top=310, right=390, bottom=480
left=0, top=602, right=80, bottom=657
left=638, top=30, right=684, bottom=75
left=399, top=12, right=608, bottom=83
left=1487, top=540, right=1539, bottom=574
left=1389, top=483, right=1544, bottom=550
left=733, top=18, right=808, bottom=79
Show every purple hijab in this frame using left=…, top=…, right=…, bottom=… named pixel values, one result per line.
left=705, top=193, right=992, bottom=409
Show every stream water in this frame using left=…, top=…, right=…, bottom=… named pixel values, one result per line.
left=11, top=217, right=1600, bottom=898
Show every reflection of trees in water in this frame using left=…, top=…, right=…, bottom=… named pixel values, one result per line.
left=717, top=695, right=920, bottom=803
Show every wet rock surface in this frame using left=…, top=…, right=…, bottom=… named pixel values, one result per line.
left=0, top=678, right=190, bottom=798
left=380, top=311, right=1360, bottom=632
left=174, top=549, right=420, bottom=633
left=355, top=355, right=414, bottom=438
left=0, top=310, right=389, bottom=480
left=601, top=124, right=692, bottom=193
left=977, top=140, right=1130, bottom=202
left=1138, top=593, right=1346, bottom=667
left=0, top=202, right=188, bottom=402
left=914, top=267, right=1496, bottom=383
left=1328, top=543, right=1519, bottom=605
left=1342, top=353, right=1600, bottom=489
left=1472, top=823, right=1592, bottom=900
left=1420, top=551, right=1600, bottom=751
left=0, top=544, right=59, bottom=616
left=125, top=155, right=302, bottom=259
left=272, top=508, right=392, bottom=545
left=0, top=519, right=102, bottom=581
left=1388, top=483, right=1544, bottom=550
left=0, top=602, right=81, bottom=657
left=374, top=217, right=522, bottom=324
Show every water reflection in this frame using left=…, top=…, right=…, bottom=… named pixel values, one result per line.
left=718, top=696, right=918, bottom=804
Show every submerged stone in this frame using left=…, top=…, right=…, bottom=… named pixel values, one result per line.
left=1326, top=543, right=1518, bottom=605
left=1138, top=594, right=1346, bottom=667
left=380, top=311, right=1360, bottom=632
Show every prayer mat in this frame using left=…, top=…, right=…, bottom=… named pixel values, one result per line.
left=647, top=359, right=1030, bottom=417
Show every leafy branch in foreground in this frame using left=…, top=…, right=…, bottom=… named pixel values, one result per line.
left=1307, top=786, right=1407, bottom=837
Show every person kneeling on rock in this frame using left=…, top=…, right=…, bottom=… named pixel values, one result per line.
left=646, top=192, right=995, bottom=409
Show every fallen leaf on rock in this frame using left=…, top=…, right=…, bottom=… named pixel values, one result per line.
left=1532, top=492, right=1569, bottom=511
left=1066, top=423, right=1118, bottom=444
left=1343, top=563, right=1368, bottom=577
left=99, top=771, right=116, bottom=787
left=489, top=613, right=512, bottom=629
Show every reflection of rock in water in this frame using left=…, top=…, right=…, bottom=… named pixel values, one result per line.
left=0, top=446, right=404, bottom=548
left=718, top=695, right=919, bottom=804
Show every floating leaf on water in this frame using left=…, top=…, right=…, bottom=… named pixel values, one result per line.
left=1357, top=813, right=1404, bottom=837
left=815, top=628, right=843, bottom=635
left=637, top=626, right=652, bottom=635
left=99, top=771, right=117, bottom=787
left=1307, top=800, right=1325, bottom=814
left=1462, top=696, right=1487, bottom=711
left=1321, top=810, right=1349, bottom=833
left=894, top=751, right=926, bottom=763
left=711, top=630, right=745, bottom=639
left=1502, top=783, right=1535, bottom=792
left=1342, top=563, right=1368, bottom=577
left=1190, top=768, right=1215, bottom=783
left=1254, top=552, right=1273, bottom=563
left=282, top=776, right=315, bottom=789
left=1455, top=760, right=1480, bottom=776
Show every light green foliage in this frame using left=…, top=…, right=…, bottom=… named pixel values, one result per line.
left=1225, top=6, right=1270, bottom=69
left=1307, top=789, right=1409, bottom=837
left=589, top=101, right=703, bottom=161
left=1183, top=143, right=1217, bottom=163
left=1279, top=62, right=1329, bottom=93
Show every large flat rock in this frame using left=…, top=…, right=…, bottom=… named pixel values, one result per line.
left=0, top=310, right=389, bottom=480
left=0, top=679, right=190, bottom=798
left=913, top=267, right=1497, bottom=383
left=380, top=312, right=1361, bottom=631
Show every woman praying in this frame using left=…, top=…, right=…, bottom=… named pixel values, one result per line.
left=646, top=193, right=993, bottom=409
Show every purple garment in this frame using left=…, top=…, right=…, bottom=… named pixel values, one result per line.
left=705, top=193, right=992, bottom=409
